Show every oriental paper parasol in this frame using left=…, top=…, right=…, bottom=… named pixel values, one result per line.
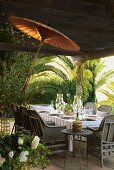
left=9, top=16, right=80, bottom=92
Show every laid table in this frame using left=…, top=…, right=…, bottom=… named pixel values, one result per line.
left=30, top=104, right=102, bottom=128
left=61, top=128, right=93, bottom=170
left=30, top=104, right=102, bottom=152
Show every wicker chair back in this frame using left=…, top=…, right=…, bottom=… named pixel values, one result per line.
left=84, top=102, right=97, bottom=114
left=29, top=116, right=44, bottom=138
left=20, top=106, right=31, bottom=133
left=87, top=115, right=114, bottom=167
left=12, top=104, right=23, bottom=132
left=102, top=115, right=114, bottom=142
left=98, top=105, right=112, bottom=115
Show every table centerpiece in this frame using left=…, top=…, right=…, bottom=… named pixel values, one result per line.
left=72, top=117, right=83, bottom=132
left=64, top=103, right=74, bottom=116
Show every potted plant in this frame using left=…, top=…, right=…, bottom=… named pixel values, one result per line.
left=72, top=116, right=83, bottom=132
left=0, top=133, right=51, bottom=170
left=64, top=103, right=74, bottom=116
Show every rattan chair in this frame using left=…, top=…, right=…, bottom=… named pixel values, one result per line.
left=29, top=110, right=67, bottom=153
left=20, top=106, right=31, bottom=134
left=29, top=109, right=55, bottom=126
left=97, top=105, right=112, bottom=115
left=87, top=115, right=114, bottom=167
left=11, top=104, right=24, bottom=133
left=29, top=116, right=44, bottom=139
left=84, top=102, right=97, bottom=114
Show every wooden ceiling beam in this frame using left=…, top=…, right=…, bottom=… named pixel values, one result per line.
left=73, top=47, right=114, bottom=61
left=2, top=2, right=114, bottom=29
left=0, top=42, right=37, bottom=52
left=3, top=0, right=105, bottom=17
left=1, top=42, right=114, bottom=61
left=2, top=1, right=114, bottom=38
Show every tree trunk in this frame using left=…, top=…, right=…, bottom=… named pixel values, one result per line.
left=75, top=60, right=84, bottom=97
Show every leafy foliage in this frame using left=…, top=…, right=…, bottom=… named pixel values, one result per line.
left=81, top=64, right=92, bottom=103
left=98, top=81, right=114, bottom=112
left=0, top=133, right=50, bottom=170
left=64, top=103, right=73, bottom=110
left=0, top=52, right=33, bottom=116
left=0, top=21, right=33, bottom=116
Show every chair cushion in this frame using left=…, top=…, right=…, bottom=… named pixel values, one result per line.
left=96, top=110, right=108, bottom=117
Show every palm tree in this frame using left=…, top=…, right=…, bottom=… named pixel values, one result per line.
left=84, top=59, right=114, bottom=103
left=98, top=81, right=114, bottom=107
left=26, top=55, right=76, bottom=104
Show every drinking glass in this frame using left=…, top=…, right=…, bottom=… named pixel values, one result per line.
left=51, top=100, right=54, bottom=108
left=88, top=108, right=94, bottom=115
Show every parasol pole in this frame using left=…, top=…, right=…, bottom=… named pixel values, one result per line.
left=22, top=40, right=44, bottom=100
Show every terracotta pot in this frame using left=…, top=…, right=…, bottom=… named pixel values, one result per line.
left=72, top=120, right=82, bottom=132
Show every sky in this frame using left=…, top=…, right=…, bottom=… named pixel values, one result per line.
left=96, top=56, right=114, bottom=102
left=104, top=56, right=114, bottom=71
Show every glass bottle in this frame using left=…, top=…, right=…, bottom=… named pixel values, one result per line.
left=55, top=94, right=60, bottom=110
left=73, top=95, right=77, bottom=112
left=77, top=96, right=83, bottom=113
left=67, top=93, right=70, bottom=104
left=51, top=100, right=54, bottom=108
left=56, top=94, right=64, bottom=112
left=59, top=94, right=63, bottom=103
left=59, top=94, right=65, bottom=112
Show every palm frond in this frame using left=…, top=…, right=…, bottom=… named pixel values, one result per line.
left=99, top=89, right=114, bottom=103
left=57, top=55, right=75, bottom=70
left=108, top=81, right=114, bottom=93
left=33, top=63, right=70, bottom=81
left=96, top=70, right=114, bottom=89
left=30, top=70, right=68, bottom=85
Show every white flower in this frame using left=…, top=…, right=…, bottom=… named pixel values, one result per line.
left=31, top=136, right=40, bottom=149
left=19, top=155, right=28, bottom=162
left=20, top=151, right=29, bottom=157
left=19, top=151, right=29, bottom=162
left=8, top=151, right=14, bottom=158
left=18, top=137, right=23, bottom=145
left=23, top=151, right=29, bottom=156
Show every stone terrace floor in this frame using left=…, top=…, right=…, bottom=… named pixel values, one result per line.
left=31, top=142, right=114, bottom=170
left=32, top=152, right=114, bottom=170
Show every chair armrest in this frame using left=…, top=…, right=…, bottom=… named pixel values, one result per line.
left=45, top=125, right=66, bottom=129
left=45, top=121, right=55, bottom=126
left=53, top=125, right=66, bottom=129
left=44, top=122, right=66, bottom=128
left=86, top=126, right=97, bottom=131
left=86, top=126, right=101, bottom=132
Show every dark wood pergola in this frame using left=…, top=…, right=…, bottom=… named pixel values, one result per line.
left=1, top=0, right=114, bottom=60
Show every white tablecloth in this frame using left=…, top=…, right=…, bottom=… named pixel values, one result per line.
left=30, top=105, right=102, bottom=128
